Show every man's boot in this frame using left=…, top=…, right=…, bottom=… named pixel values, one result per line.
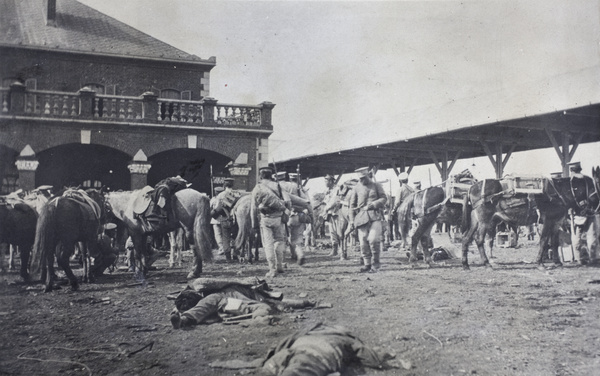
left=359, top=264, right=372, bottom=273
left=373, top=254, right=381, bottom=270
left=328, top=243, right=338, bottom=257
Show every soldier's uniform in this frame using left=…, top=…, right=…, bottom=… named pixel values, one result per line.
left=280, top=173, right=311, bottom=265
left=211, top=179, right=241, bottom=261
left=349, top=167, right=387, bottom=272
left=568, top=162, right=595, bottom=264
left=322, top=175, right=341, bottom=256
left=393, top=173, right=414, bottom=249
left=251, top=167, right=292, bottom=278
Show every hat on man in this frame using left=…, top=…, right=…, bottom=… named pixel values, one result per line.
left=259, top=166, right=274, bottom=173
left=289, top=173, right=299, bottom=180
left=275, top=171, right=287, bottom=181
left=355, top=167, right=370, bottom=178
left=214, top=186, right=225, bottom=193
left=104, top=223, right=117, bottom=231
left=36, top=185, right=53, bottom=191
left=324, top=174, right=335, bottom=181
left=414, top=181, right=422, bottom=189
left=568, top=161, right=582, bottom=172
left=398, top=172, right=409, bottom=181
left=224, top=178, right=235, bottom=183
left=223, top=177, right=235, bottom=188
left=550, top=172, right=563, bottom=179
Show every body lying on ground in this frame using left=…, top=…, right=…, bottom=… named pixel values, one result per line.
left=170, top=277, right=315, bottom=328
left=260, top=322, right=392, bottom=376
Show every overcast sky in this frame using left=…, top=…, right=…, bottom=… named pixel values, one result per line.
left=80, top=0, right=600, bottom=193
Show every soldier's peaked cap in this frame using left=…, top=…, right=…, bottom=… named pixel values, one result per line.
left=355, top=167, right=370, bottom=177
left=568, top=161, right=582, bottom=171
left=324, top=174, right=335, bottom=181
left=550, top=172, right=563, bottom=178
left=36, top=185, right=53, bottom=191
left=259, top=166, right=274, bottom=173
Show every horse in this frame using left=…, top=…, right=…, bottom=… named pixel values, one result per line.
left=0, top=200, right=37, bottom=282
left=323, top=181, right=354, bottom=259
left=104, top=188, right=212, bottom=279
left=232, top=194, right=260, bottom=263
left=279, top=181, right=314, bottom=262
left=398, top=186, right=446, bottom=266
left=30, top=189, right=104, bottom=292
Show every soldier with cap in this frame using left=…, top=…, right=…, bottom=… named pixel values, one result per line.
left=321, top=174, right=343, bottom=256
left=251, top=166, right=292, bottom=278
left=348, top=167, right=387, bottom=272
left=210, top=186, right=226, bottom=256
left=568, top=161, right=595, bottom=264
left=392, top=172, right=414, bottom=249
left=211, top=178, right=242, bottom=262
left=91, top=223, right=119, bottom=277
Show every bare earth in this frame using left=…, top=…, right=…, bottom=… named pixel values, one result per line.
left=1, top=234, right=599, bottom=376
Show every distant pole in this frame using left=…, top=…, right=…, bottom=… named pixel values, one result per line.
left=210, top=164, right=214, bottom=196
left=428, top=168, right=432, bottom=187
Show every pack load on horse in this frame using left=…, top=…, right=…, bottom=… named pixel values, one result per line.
left=132, top=176, right=191, bottom=234
left=30, top=188, right=105, bottom=292
left=104, top=178, right=212, bottom=279
left=0, top=193, right=37, bottom=282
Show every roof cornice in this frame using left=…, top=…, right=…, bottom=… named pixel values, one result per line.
left=0, top=43, right=216, bottom=69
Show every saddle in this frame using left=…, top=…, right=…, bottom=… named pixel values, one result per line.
left=61, top=189, right=102, bottom=221
left=132, top=186, right=155, bottom=215
left=133, top=177, right=190, bottom=234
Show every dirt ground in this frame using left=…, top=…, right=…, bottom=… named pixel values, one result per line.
left=1, top=233, right=600, bottom=376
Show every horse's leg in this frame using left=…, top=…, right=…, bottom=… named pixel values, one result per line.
left=408, top=222, right=421, bottom=265
left=132, top=234, right=148, bottom=278
left=461, top=218, right=478, bottom=270
left=420, top=218, right=437, bottom=266
left=57, top=243, right=79, bottom=291
left=8, top=245, right=16, bottom=271
left=20, top=245, right=32, bottom=283
left=168, top=231, right=176, bottom=268
left=44, top=248, right=55, bottom=293
left=186, top=229, right=202, bottom=279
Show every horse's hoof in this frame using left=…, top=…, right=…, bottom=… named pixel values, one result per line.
left=187, top=271, right=200, bottom=279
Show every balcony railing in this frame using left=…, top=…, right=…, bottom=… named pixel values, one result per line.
left=0, top=83, right=274, bottom=129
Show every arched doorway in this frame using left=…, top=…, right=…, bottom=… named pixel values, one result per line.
left=0, top=144, right=19, bottom=194
left=148, top=149, right=232, bottom=194
left=36, top=144, right=131, bottom=190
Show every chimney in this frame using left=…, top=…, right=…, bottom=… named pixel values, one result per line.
left=46, top=0, right=57, bottom=27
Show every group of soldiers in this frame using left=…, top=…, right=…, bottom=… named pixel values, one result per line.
left=320, top=167, right=421, bottom=272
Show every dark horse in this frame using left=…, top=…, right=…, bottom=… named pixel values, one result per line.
left=461, top=175, right=599, bottom=269
left=399, top=186, right=446, bottom=266
left=0, top=200, right=37, bottom=282
left=30, top=189, right=104, bottom=292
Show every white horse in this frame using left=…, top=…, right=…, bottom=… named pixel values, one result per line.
left=104, top=188, right=212, bottom=279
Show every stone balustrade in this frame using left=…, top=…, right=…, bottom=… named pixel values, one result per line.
left=0, top=84, right=274, bottom=129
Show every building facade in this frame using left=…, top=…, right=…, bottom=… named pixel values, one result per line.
left=0, top=0, right=273, bottom=194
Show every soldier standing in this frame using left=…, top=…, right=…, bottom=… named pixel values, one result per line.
left=323, top=174, right=341, bottom=256
left=251, top=166, right=292, bottom=278
left=392, top=172, right=414, bottom=249
left=211, top=178, right=241, bottom=262
left=348, top=167, right=387, bottom=272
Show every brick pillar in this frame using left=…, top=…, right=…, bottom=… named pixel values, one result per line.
left=9, top=81, right=26, bottom=114
left=128, top=161, right=152, bottom=190
left=259, top=101, right=275, bottom=128
left=141, top=91, right=158, bottom=121
left=78, top=87, right=96, bottom=118
left=15, top=157, right=39, bottom=191
left=202, top=97, right=218, bottom=126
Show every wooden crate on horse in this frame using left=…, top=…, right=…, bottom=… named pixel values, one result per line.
left=502, top=175, right=544, bottom=195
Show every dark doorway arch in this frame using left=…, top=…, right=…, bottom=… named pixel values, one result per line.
left=36, top=144, right=131, bottom=190
left=0, top=144, right=19, bottom=194
left=148, top=149, right=232, bottom=194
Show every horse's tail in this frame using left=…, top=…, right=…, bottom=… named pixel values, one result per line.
left=194, top=194, right=214, bottom=262
left=461, top=192, right=471, bottom=234
left=30, top=200, right=57, bottom=276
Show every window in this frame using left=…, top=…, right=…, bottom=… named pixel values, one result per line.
left=84, top=83, right=105, bottom=94
left=181, top=91, right=191, bottom=100
left=82, top=179, right=102, bottom=189
left=160, top=89, right=180, bottom=99
left=25, top=78, right=37, bottom=90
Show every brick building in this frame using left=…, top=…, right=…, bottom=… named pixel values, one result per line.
left=0, top=0, right=273, bottom=194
